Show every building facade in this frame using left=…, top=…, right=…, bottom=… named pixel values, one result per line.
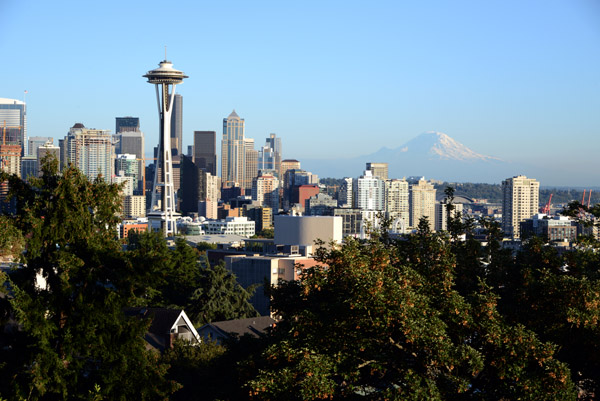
left=63, top=123, right=113, bottom=181
left=221, top=110, right=246, bottom=188
left=366, top=162, right=388, bottom=180
left=502, top=175, right=540, bottom=239
left=354, top=170, right=385, bottom=211
left=193, top=130, right=217, bottom=175
left=409, top=178, right=436, bottom=231
left=170, top=94, right=183, bottom=156
left=0, top=98, right=26, bottom=155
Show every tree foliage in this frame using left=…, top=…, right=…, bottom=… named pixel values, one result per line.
left=0, top=164, right=176, bottom=400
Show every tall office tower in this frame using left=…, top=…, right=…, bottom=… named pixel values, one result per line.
left=258, top=145, right=276, bottom=172
left=252, top=173, right=280, bottom=212
left=115, top=116, right=140, bottom=133
left=115, top=154, right=139, bottom=185
left=385, top=178, right=409, bottom=230
left=281, top=159, right=300, bottom=178
left=244, top=138, right=258, bottom=193
left=143, top=59, right=188, bottom=236
left=115, top=130, right=144, bottom=193
left=193, top=130, right=217, bottom=175
left=63, top=123, right=112, bottom=181
left=282, top=168, right=319, bottom=210
left=353, top=170, right=385, bottom=211
left=113, top=174, right=135, bottom=197
left=170, top=94, right=183, bottom=156
left=366, top=162, right=389, bottom=180
left=180, top=155, right=219, bottom=215
left=0, top=98, right=27, bottom=155
left=21, top=156, right=37, bottom=181
left=28, top=137, right=53, bottom=157
left=409, top=178, right=436, bottom=231
left=221, top=110, right=245, bottom=188
left=338, top=177, right=353, bottom=208
left=37, top=142, right=60, bottom=175
left=187, top=145, right=193, bottom=158
left=264, top=133, right=282, bottom=177
left=502, top=175, right=540, bottom=239
left=435, top=199, right=464, bottom=232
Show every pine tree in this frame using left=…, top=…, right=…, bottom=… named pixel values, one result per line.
left=0, top=161, right=176, bottom=400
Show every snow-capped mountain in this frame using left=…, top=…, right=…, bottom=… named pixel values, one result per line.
left=373, top=131, right=500, bottom=162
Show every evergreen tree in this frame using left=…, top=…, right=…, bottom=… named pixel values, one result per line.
left=0, top=162, right=175, bottom=400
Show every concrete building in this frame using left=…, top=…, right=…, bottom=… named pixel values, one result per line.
left=435, top=200, right=464, bottom=232
left=123, top=195, right=146, bottom=218
left=37, top=142, right=60, bottom=175
left=221, top=110, right=246, bottom=189
left=114, top=129, right=144, bottom=192
left=281, top=159, right=300, bottom=178
left=203, top=216, right=255, bottom=237
left=113, top=174, right=135, bottom=197
left=0, top=98, right=26, bottom=155
left=115, top=154, right=139, bottom=189
left=28, top=137, right=53, bottom=157
left=520, top=214, right=577, bottom=242
left=502, top=175, right=540, bottom=239
left=259, top=133, right=282, bottom=177
left=252, top=173, right=279, bottom=212
left=180, top=155, right=220, bottom=215
left=244, top=138, right=258, bottom=194
left=274, top=215, right=342, bottom=249
left=62, top=123, right=113, bottom=182
left=0, top=144, right=21, bottom=176
left=193, top=130, right=217, bottom=175
left=338, top=177, right=353, bottom=208
left=354, top=170, right=385, bottom=211
left=333, top=208, right=363, bottom=237
left=409, top=178, right=436, bottom=231
left=244, top=205, right=273, bottom=233
left=306, top=193, right=337, bottom=215
left=385, top=178, right=409, bottom=231
left=366, top=162, right=388, bottom=180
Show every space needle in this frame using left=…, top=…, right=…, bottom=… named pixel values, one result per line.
left=143, top=58, right=188, bottom=236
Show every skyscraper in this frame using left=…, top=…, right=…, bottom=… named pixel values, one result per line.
left=193, top=130, right=217, bottom=175
left=409, top=178, right=436, bottom=231
left=353, top=170, right=385, bottom=211
left=143, top=59, right=188, bottom=236
left=63, top=123, right=113, bottom=181
left=115, top=116, right=140, bottom=133
left=221, top=110, right=246, bottom=188
left=366, top=162, right=389, bottom=180
left=37, top=142, right=60, bottom=175
left=0, top=98, right=26, bottom=155
left=244, top=138, right=258, bottom=193
left=265, top=133, right=282, bottom=177
left=502, top=175, right=540, bottom=239
left=115, top=129, right=144, bottom=193
left=385, top=178, right=409, bottom=231
left=170, top=94, right=183, bottom=156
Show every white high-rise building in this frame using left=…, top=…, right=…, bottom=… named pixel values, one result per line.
left=409, top=178, right=436, bottom=231
left=353, top=170, right=385, bottom=211
left=252, top=173, right=280, bottom=212
left=338, top=177, right=353, bottom=208
left=385, top=178, right=409, bottom=231
left=502, top=175, right=540, bottom=239
left=63, top=123, right=113, bottom=182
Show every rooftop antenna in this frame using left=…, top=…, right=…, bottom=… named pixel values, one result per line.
left=165, top=45, right=167, bottom=61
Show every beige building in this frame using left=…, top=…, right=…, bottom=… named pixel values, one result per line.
left=385, top=179, right=409, bottom=231
left=409, top=178, right=436, bottom=231
left=502, top=175, right=539, bottom=239
left=366, top=162, right=388, bottom=180
left=274, top=215, right=343, bottom=250
left=244, top=138, right=258, bottom=193
left=221, top=110, right=246, bottom=188
left=123, top=195, right=146, bottom=218
left=0, top=144, right=21, bottom=177
left=252, top=173, right=279, bottom=212
left=281, top=159, right=300, bottom=178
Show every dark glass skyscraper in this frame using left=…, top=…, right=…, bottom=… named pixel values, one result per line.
left=115, top=117, right=140, bottom=133
left=193, top=130, right=217, bottom=176
left=170, top=94, right=183, bottom=156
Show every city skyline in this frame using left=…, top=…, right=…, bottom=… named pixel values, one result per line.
left=2, top=1, right=599, bottom=186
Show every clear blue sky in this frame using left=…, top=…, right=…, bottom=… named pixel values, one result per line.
left=1, top=0, right=599, bottom=185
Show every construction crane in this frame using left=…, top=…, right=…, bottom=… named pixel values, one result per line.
left=540, top=193, right=553, bottom=215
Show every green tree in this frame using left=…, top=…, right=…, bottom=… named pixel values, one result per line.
left=187, top=261, right=259, bottom=326
left=244, top=227, right=575, bottom=400
left=0, top=162, right=175, bottom=400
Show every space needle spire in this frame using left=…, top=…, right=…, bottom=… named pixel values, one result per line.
left=143, top=58, right=188, bottom=236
